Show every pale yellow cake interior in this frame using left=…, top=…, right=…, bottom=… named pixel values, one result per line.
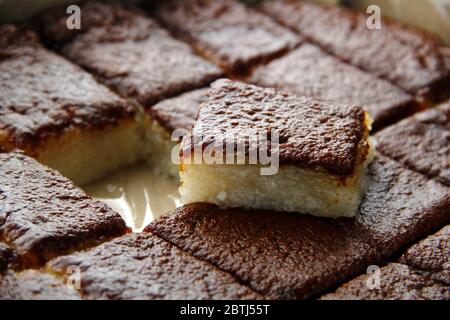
left=179, top=114, right=375, bottom=218
left=36, top=119, right=147, bottom=186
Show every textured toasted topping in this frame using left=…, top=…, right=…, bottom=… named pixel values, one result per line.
left=250, top=44, right=415, bottom=130
left=260, top=0, right=450, bottom=96
left=0, top=152, right=128, bottom=267
left=185, top=79, right=369, bottom=176
left=321, top=263, right=449, bottom=300
left=153, top=0, right=300, bottom=72
left=0, top=270, right=80, bottom=300
left=40, top=1, right=223, bottom=107
left=376, top=101, right=450, bottom=186
left=0, top=25, right=134, bottom=153
left=0, top=243, right=16, bottom=271
left=322, top=225, right=450, bottom=300
left=400, top=225, right=449, bottom=284
left=149, top=88, right=208, bottom=133
left=48, top=231, right=261, bottom=300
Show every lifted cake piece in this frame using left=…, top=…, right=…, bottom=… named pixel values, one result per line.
left=179, top=80, right=375, bottom=217
left=0, top=25, right=144, bottom=185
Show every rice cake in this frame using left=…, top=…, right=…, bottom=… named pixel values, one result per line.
left=40, top=1, right=223, bottom=108
left=259, top=0, right=450, bottom=101
left=153, top=0, right=300, bottom=73
left=47, top=231, right=261, bottom=300
left=250, top=44, right=417, bottom=130
left=0, top=25, right=144, bottom=185
left=179, top=79, right=374, bottom=218
left=149, top=155, right=450, bottom=299
left=0, top=152, right=128, bottom=268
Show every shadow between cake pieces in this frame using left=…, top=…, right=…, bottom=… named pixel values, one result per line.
left=179, top=79, right=375, bottom=218
left=0, top=25, right=144, bottom=185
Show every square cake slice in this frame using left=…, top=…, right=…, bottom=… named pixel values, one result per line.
left=0, top=152, right=128, bottom=268
left=0, top=25, right=145, bottom=185
left=259, top=0, right=450, bottom=101
left=152, top=0, right=300, bottom=73
left=249, top=44, right=417, bottom=131
left=179, top=79, right=375, bottom=217
left=47, top=231, right=261, bottom=300
left=376, top=101, right=450, bottom=186
left=40, top=1, right=223, bottom=108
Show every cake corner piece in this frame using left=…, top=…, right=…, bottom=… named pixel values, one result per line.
left=179, top=79, right=375, bottom=218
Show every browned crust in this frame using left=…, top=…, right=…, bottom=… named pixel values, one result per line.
left=249, top=43, right=418, bottom=131
left=322, top=226, right=449, bottom=300
left=183, top=79, right=369, bottom=177
left=148, top=88, right=209, bottom=133
left=376, top=101, right=450, bottom=186
left=0, top=152, right=129, bottom=268
left=0, top=270, right=81, bottom=300
left=39, top=1, right=223, bottom=107
left=47, top=231, right=261, bottom=300
left=0, top=25, right=136, bottom=152
left=259, top=0, right=450, bottom=101
left=152, top=0, right=301, bottom=74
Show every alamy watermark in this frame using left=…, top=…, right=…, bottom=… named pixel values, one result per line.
left=66, top=5, right=81, bottom=30
left=366, top=265, right=381, bottom=290
left=171, top=128, right=280, bottom=176
left=366, top=5, right=382, bottom=30
left=66, top=265, right=82, bottom=290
